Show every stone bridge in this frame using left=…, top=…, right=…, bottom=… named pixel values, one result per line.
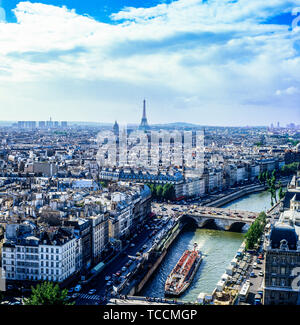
left=177, top=207, right=258, bottom=232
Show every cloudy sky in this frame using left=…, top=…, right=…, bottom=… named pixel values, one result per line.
left=0, top=0, right=299, bottom=126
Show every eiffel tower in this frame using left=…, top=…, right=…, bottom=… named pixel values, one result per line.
left=139, top=99, right=150, bottom=131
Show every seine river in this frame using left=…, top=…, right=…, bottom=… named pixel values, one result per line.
left=140, top=190, right=273, bottom=302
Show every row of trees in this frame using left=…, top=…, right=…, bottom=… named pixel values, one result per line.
left=258, top=170, right=285, bottom=206
left=147, top=183, right=176, bottom=201
left=280, top=162, right=299, bottom=176
left=245, top=211, right=267, bottom=250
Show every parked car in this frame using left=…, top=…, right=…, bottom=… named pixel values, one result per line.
left=88, top=289, right=96, bottom=295
left=259, top=271, right=264, bottom=277
left=74, top=285, right=82, bottom=292
left=11, top=301, right=21, bottom=305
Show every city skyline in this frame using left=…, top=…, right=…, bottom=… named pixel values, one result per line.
left=0, top=0, right=299, bottom=126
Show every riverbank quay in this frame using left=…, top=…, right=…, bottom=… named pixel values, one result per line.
left=206, top=177, right=290, bottom=208
left=210, top=205, right=276, bottom=305
left=112, top=219, right=183, bottom=297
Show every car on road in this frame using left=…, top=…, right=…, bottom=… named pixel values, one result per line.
left=11, top=301, right=21, bottom=305
left=68, top=288, right=74, bottom=293
left=121, top=266, right=127, bottom=272
left=130, top=243, right=135, bottom=247
left=105, top=275, right=111, bottom=281
left=88, top=289, right=97, bottom=295
left=254, top=294, right=262, bottom=305
left=72, top=293, right=80, bottom=299
left=126, top=260, right=133, bottom=266
left=74, top=285, right=82, bottom=292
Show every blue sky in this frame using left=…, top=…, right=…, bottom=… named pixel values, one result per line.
left=3, top=1, right=174, bottom=23
left=0, top=0, right=299, bottom=126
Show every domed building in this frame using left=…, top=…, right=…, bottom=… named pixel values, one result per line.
left=269, top=222, right=298, bottom=250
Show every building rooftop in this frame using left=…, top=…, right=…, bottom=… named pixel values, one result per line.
left=269, top=222, right=298, bottom=250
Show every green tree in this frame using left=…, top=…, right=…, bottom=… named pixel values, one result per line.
left=278, top=182, right=285, bottom=201
left=258, top=171, right=264, bottom=184
left=271, top=169, right=277, bottom=180
left=24, top=282, right=72, bottom=305
left=280, top=162, right=299, bottom=176
left=162, top=183, right=176, bottom=201
left=245, top=212, right=267, bottom=250
left=156, top=185, right=164, bottom=200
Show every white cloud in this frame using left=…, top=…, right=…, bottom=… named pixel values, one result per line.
left=276, top=86, right=300, bottom=95
left=0, top=0, right=299, bottom=124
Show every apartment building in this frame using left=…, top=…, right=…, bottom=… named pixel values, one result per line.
left=2, top=224, right=77, bottom=283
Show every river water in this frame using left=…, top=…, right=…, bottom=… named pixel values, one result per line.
left=140, top=190, right=273, bottom=302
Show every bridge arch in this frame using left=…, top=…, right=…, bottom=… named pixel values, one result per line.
left=180, top=215, right=198, bottom=229
left=227, top=221, right=247, bottom=232
left=201, top=218, right=219, bottom=230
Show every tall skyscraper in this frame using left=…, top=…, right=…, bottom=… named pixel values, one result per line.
left=139, top=99, right=150, bottom=131
left=112, top=121, right=119, bottom=136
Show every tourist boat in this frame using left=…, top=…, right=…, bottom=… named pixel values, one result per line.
left=164, top=243, right=202, bottom=297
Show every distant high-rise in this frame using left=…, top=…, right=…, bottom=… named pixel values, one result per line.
left=138, top=99, right=150, bottom=131
left=113, top=120, right=119, bottom=136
